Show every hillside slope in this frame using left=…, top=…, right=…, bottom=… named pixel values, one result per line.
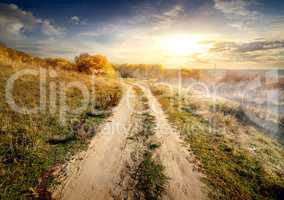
left=0, top=46, right=122, bottom=199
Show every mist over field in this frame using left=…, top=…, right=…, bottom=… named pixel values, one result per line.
left=157, top=69, right=284, bottom=140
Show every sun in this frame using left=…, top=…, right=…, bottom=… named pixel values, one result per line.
left=159, top=34, right=206, bottom=56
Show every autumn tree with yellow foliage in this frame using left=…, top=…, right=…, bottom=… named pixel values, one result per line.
left=75, top=53, right=116, bottom=76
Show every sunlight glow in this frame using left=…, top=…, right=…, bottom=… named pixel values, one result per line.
left=159, top=34, right=208, bottom=56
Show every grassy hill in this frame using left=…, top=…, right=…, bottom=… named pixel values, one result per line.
left=0, top=45, right=122, bottom=199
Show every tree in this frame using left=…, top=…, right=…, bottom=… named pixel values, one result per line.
left=75, top=53, right=115, bottom=76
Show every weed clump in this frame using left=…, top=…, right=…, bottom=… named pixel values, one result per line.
left=135, top=150, right=169, bottom=200
left=130, top=89, right=169, bottom=200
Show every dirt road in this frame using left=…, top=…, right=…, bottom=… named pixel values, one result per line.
left=57, top=86, right=137, bottom=200
left=55, top=83, right=206, bottom=200
left=139, top=84, right=206, bottom=200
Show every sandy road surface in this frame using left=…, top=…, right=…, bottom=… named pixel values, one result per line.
left=139, top=84, right=206, bottom=200
left=58, top=86, right=137, bottom=200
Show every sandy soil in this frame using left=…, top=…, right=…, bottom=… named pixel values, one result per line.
left=139, top=83, right=206, bottom=200
left=56, top=85, right=137, bottom=200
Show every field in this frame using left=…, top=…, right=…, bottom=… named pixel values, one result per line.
left=0, top=63, right=122, bottom=199
left=150, top=83, right=284, bottom=199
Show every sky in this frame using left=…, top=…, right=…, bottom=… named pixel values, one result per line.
left=0, top=0, right=284, bottom=68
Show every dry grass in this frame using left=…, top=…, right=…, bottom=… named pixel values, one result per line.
left=0, top=64, right=122, bottom=199
left=150, top=83, right=284, bottom=200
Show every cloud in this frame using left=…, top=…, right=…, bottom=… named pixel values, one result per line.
left=0, top=3, right=38, bottom=40
left=209, top=41, right=238, bottom=52
left=210, top=40, right=284, bottom=53
left=0, top=3, right=64, bottom=41
left=213, top=0, right=259, bottom=31
left=214, top=0, right=256, bottom=17
left=237, top=41, right=284, bottom=52
left=71, top=16, right=80, bottom=22
left=161, top=5, right=184, bottom=18
left=152, top=5, right=184, bottom=30
left=70, top=15, right=87, bottom=25
left=41, top=20, right=65, bottom=36
left=78, top=32, right=100, bottom=37
left=206, top=40, right=284, bottom=67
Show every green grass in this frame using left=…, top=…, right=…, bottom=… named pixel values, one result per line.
left=148, top=143, right=161, bottom=150
left=131, top=86, right=169, bottom=200
left=0, top=65, right=122, bottom=199
left=135, top=150, right=169, bottom=200
left=150, top=84, right=284, bottom=200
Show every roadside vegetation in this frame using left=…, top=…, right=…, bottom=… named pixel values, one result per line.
left=0, top=45, right=122, bottom=199
left=130, top=86, right=169, bottom=200
left=150, top=83, right=284, bottom=200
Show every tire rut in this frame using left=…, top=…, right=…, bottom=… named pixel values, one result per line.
left=138, top=83, right=207, bottom=200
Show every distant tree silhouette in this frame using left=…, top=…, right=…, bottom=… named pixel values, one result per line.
left=116, top=63, right=163, bottom=79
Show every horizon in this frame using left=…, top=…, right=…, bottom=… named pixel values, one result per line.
left=0, top=0, right=284, bottom=69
